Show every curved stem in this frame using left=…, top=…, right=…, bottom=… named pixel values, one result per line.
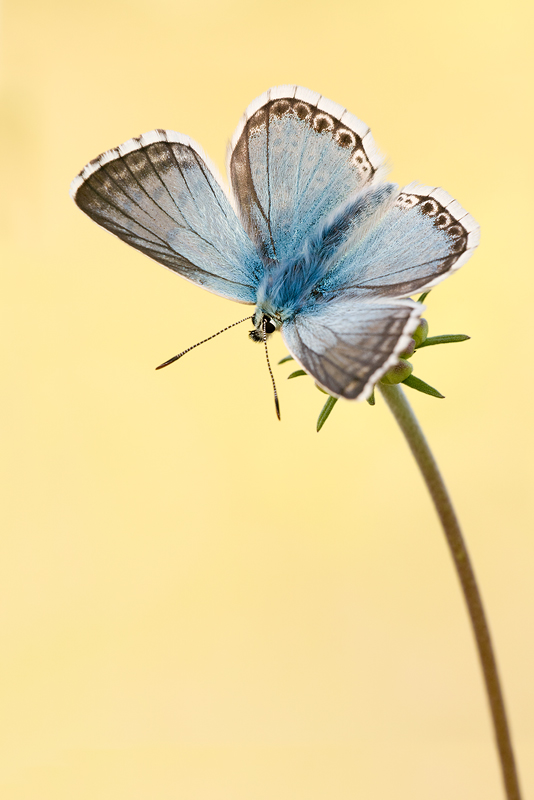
left=378, top=383, right=522, bottom=800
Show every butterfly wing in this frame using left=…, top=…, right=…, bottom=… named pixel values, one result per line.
left=282, top=298, right=422, bottom=400
left=71, top=130, right=263, bottom=303
left=228, top=85, right=386, bottom=264
left=319, top=182, right=480, bottom=300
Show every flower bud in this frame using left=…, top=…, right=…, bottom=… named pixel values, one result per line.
left=413, top=318, right=429, bottom=348
left=399, top=338, right=416, bottom=359
left=380, top=358, right=414, bottom=385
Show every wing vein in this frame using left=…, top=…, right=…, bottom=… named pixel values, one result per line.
left=343, top=254, right=457, bottom=288
left=190, top=149, right=229, bottom=220
left=84, top=179, right=171, bottom=248
left=158, top=143, right=241, bottom=256
left=265, top=106, right=277, bottom=258
left=115, top=151, right=191, bottom=231
left=243, top=119, right=276, bottom=260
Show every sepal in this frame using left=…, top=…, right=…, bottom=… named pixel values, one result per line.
left=288, top=369, right=307, bottom=379
left=402, top=374, right=444, bottom=398
left=417, top=334, right=470, bottom=348
left=317, top=396, right=338, bottom=432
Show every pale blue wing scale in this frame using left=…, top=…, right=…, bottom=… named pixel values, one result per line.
left=282, top=298, right=422, bottom=400
left=320, top=182, right=480, bottom=300
left=228, top=86, right=386, bottom=264
left=71, top=130, right=264, bottom=303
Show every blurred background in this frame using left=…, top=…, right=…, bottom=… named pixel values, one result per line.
left=1, top=0, right=533, bottom=798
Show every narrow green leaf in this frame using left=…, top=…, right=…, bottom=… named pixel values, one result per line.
left=402, top=374, right=445, bottom=398
left=417, top=291, right=431, bottom=304
left=367, top=390, right=375, bottom=406
left=417, top=334, right=470, bottom=348
left=278, top=355, right=294, bottom=365
left=288, top=370, right=307, bottom=379
left=317, top=396, right=338, bottom=432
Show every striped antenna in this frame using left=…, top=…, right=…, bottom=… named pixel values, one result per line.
left=155, top=315, right=253, bottom=370
left=263, top=318, right=281, bottom=420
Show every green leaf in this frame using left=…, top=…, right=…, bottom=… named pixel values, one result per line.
left=416, top=334, right=470, bottom=348
left=402, top=374, right=445, bottom=398
left=288, top=370, right=307, bottom=379
left=417, top=291, right=431, bottom=304
left=367, top=390, right=375, bottom=406
left=317, top=396, right=338, bottom=432
left=278, top=355, right=294, bottom=365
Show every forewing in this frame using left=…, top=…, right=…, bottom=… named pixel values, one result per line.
left=228, top=85, right=386, bottom=264
left=282, top=298, right=422, bottom=400
left=324, top=183, right=480, bottom=300
left=71, top=130, right=263, bottom=303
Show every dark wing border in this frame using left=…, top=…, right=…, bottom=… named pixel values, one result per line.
left=282, top=299, right=423, bottom=401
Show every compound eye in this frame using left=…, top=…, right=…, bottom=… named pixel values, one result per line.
left=264, top=317, right=276, bottom=334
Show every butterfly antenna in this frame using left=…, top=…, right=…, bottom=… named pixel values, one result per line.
left=263, top=318, right=281, bottom=420
left=155, top=315, right=253, bottom=370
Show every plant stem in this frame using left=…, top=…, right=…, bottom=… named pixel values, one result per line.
left=378, top=383, right=522, bottom=800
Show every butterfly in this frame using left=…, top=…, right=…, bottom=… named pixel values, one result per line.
left=71, top=85, right=479, bottom=418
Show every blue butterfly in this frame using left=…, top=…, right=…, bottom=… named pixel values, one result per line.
left=71, top=85, right=479, bottom=417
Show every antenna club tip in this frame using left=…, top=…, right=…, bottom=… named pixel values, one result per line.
left=155, top=354, right=181, bottom=370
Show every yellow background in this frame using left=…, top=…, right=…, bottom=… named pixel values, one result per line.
left=2, top=1, right=533, bottom=797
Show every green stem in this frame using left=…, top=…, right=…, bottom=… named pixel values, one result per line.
left=378, top=383, right=522, bottom=800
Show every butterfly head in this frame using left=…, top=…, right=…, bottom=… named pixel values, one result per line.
left=249, top=310, right=281, bottom=342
